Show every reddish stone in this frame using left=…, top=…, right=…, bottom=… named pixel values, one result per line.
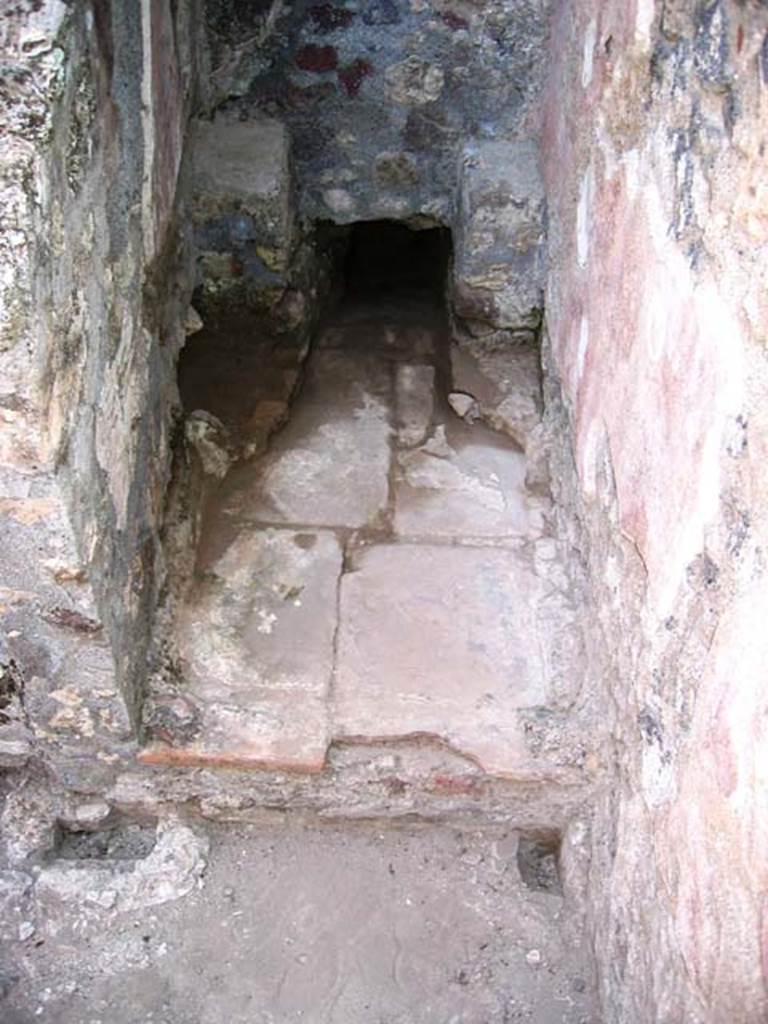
left=253, top=81, right=336, bottom=115
left=440, top=10, right=469, bottom=30
left=338, top=58, right=373, bottom=98
left=295, top=44, right=338, bottom=73
left=384, top=776, right=407, bottom=795
left=309, top=4, right=355, bottom=32
left=433, top=774, right=482, bottom=795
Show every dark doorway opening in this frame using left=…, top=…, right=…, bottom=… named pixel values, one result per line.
left=335, top=220, right=452, bottom=304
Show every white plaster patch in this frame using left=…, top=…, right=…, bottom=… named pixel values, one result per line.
left=581, top=19, right=597, bottom=88
left=576, top=316, right=589, bottom=386
left=576, top=164, right=594, bottom=268
left=623, top=149, right=640, bottom=200
left=641, top=735, right=676, bottom=808
left=635, top=0, right=656, bottom=48
left=579, top=417, right=603, bottom=499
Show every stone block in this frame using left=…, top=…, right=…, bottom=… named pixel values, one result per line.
left=450, top=337, right=543, bottom=451
left=453, top=140, right=547, bottom=334
left=191, top=113, right=294, bottom=302
left=395, top=364, right=435, bottom=447
left=334, top=543, right=555, bottom=777
left=147, top=528, right=343, bottom=771
left=237, top=350, right=392, bottom=529
left=393, top=421, right=544, bottom=540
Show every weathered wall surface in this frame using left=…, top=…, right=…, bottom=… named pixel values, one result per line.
left=541, top=1, right=768, bottom=1019
left=0, top=0, right=203, bottom=774
left=210, top=0, right=551, bottom=227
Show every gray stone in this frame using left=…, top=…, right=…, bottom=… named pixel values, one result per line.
left=67, top=801, right=112, bottom=830
left=1, top=788, right=58, bottom=865
left=420, top=424, right=454, bottom=458
left=384, top=56, right=445, bottom=106
left=191, top=112, right=294, bottom=305
left=448, top=390, right=481, bottom=422
left=374, top=152, right=420, bottom=188
left=0, top=870, right=33, bottom=909
left=161, top=528, right=343, bottom=770
left=191, top=113, right=292, bottom=256
left=185, top=411, right=234, bottom=479
left=0, top=729, right=31, bottom=768
left=240, top=351, right=391, bottom=529
left=453, top=140, right=547, bottom=333
left=395, top=364, right=435, bottom=447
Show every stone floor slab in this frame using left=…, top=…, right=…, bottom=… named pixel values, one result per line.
left=333, top=543, right=552, bottom=776
left=234, top=350, right=392, bottom=528
left=155, top=528, right=343, bottom=770
left=394, top=419, right=544, bottom=540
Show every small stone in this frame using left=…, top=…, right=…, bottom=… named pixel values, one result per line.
left=86, top=889, right=117, bottom=910
left=18, top=921, right=35, bottom=941
left=323, top=188, right=355, bottom=215
left=185, top=410, right=233, bottom=478
left=0, top=736, right=31, bottom=769
left=144, top=694, right=201, bottom=746
left=184, top=306, right=203, bottom=336
left=375, top=152, right=420, bottom=188
left=385, top=56, right=444, bottom=105
left=72, top=801, right=111, bottom=828
left=420, top=425, right=453, bottom=459
left=448, top=392, right=480, bottom=422
left=525, top=948, right=542, bottom=966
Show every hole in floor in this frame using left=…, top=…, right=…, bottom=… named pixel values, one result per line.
left=53, top=821, right=158, bottom=863
left=516, top=833, right=563, bottom=895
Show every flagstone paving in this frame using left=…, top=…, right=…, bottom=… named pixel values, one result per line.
left=143, top=305, right=583, bottom=778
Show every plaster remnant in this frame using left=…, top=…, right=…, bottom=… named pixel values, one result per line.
left=581, top=19, right=596, bottom=88
left=576, top=316, right=589, bottom=386
left=576, top=164, right=594, bottom=269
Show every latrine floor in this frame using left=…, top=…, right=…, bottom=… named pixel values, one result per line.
left=142, top=301, right=584, bottom=780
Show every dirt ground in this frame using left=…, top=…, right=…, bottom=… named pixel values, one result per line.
left=0, top=816, right=600, bottom=1023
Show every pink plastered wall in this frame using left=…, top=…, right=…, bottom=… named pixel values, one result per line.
left=541, top=1, right=768, bottom=1019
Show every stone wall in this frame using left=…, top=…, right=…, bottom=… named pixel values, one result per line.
left=0, top=0, right=204, bottom=772
left=209, top=0, right=551, bottom=227
left=540, top=1, right=768, bottom=1019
